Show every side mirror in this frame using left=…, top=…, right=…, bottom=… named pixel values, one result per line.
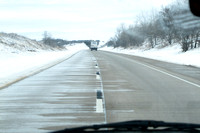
left=189, top=0, right=200, bottom=16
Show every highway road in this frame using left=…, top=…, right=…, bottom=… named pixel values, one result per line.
left=0, top=50, right=200, bottom=132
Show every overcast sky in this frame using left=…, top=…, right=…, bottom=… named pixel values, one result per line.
left=0, top=0, right=174, bottom=41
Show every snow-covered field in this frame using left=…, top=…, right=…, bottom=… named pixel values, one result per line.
left=100, top=44, right=200, bottom=68
left=0, top=43, right=89, bottom=88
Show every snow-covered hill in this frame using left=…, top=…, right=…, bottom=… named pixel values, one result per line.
left=0, top=33, right=89, bottom=89
left=0, top=32, right=56, bottom=53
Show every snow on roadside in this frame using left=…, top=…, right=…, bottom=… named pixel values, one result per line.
left=100, top=44, right=200, bottom=68
left=0, top=43, right=89, bottom=88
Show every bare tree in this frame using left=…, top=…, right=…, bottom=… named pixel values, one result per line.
left=42, top=31, right=52, bottom=45
left=107, top=0, right=200, bottom=52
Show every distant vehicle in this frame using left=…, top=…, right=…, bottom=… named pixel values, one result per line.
left=90, top=41, right=98, bottom=51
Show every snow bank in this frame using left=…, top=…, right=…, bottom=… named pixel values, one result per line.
left=100, top=44, right=200, bottom=68
left=0, top=43, right=89, bottom=88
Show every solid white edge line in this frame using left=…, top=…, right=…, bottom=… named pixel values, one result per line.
left=132, top=60, right=200, bottom=88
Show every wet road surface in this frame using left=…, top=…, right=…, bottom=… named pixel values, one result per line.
left=0, top=51, right=105, bottom=133
left=1, top=50, right=200, bottom=132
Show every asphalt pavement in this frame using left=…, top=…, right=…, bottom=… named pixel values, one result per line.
left=92, top=51, right=200, bottom=124
left=0, top=50, right=200, bottom=132
left=0, top=51, right=105, bottom=133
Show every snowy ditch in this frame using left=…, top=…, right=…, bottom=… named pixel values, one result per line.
left=100, top=44, right=200, bottom=68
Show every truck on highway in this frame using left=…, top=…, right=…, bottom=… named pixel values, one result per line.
left=90, top=41, right=98, bottom=51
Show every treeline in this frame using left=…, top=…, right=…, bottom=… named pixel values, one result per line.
left=42, top=31, right=100, bottom=48
left=106, top=0, right=200, bottom=52
left=43, top=38, right=68, bottom=48
left=42, top=31, right=68, bottom=48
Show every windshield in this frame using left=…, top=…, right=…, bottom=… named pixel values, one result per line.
left=0, top=0, right=200, bottom=133
left=91, top=41, right=97, bottom=45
